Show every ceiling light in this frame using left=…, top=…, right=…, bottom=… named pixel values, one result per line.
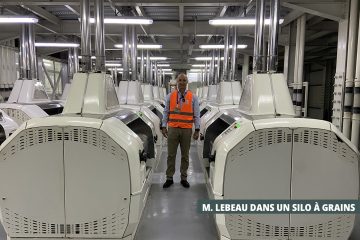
left=164, top=72, right=174, bottom=75
left=192, top=64, right=206, bottom=67
left=114, top=44, right=162, bottom=49
left=0, top=16, right=38, bottom=23
left=199, top=44, right=248, bottom=49
left=209, top=18, right=284, bottom=26
left=89, top=17, right=153, bottom=25
left=157, top=64, right=170, bottom=67
left=137, top=57, right=167, bottom=60
left=35, top=42, right=80, bottom=47
left=195, top=57, right=224, bottom=61
left=105, top=63, right=122, bottom=67
left=158, top=68, right=172, bottom=71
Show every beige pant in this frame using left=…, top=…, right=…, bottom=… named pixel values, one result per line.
left=166, top=127, right=192, bottom=180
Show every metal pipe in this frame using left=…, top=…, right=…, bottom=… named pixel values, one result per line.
left=216, top=48, right=221, bottom=84
left=146, top=50, right=150, bottom=84
left=253, top=0, right=265, bottom=72
left=122, top=25, right=130, bottom=80
left=28, top=24, right=37, bottom=79
left=150, top=61, right=154, bottom=85
left=295, top=15, right=306, bottom=117
left=80, top=0, right=91, bottom=72
left=130, top=25, right=137, bottom=81
left=205, top=60, right=209, bottom=85
left=222, top=26, right=230, bottom=81
left=140, top=49, right=144, bottom=82
left=73, top=47, right=79, bottom=73
left=292, top=19, right=300, bottom=111
left=242, top=54, right=249, bottom=86
left=344, top=0, right=359, bottom=138
left=94, top=0, right=105, bottom=72
left=154, top=61, right=158, bottom=85
left=230, top=26, right=237, bottom=81
left=20, top=24, right=28, bottom=79
left=267, top=0, right=280, bottom=72
left=210, top=50, right=215, bottom=84
left=68, top=48, right=74, bottom=79
left=351, top=1, right=360, bottom=146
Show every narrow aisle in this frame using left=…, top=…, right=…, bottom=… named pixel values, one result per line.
left=134, top=142, right=218, bottom=240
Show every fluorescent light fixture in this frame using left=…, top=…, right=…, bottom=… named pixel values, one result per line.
left=78, top=56, right=96, bottom=59
left=105, top=63, right=122, bottom=67
left=35, top=42, right=80, bottom=47
left=199, top=44, right=248, bottom=49
left=189, top=69, right=209, bottom=72
left=158, top=68, right=172, bottom=71
left=164, top=72, right=174, bottom=75
left=114, top=44, right=162, bottom=49
left=209, top=18, right=284, bottom=26
left=89, top=17, right=153, bottom=25
left=192, top=64, right=206, bottom=67
left=157, top=64, right=170, bottom=67
left=0, top=16, right=38, bottom=23
left=195, top=57, right=224, bottom=61
left=137, top=57, right=167, bottom=60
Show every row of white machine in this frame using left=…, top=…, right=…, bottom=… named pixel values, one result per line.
left=0, top=71, right=358, bottom=240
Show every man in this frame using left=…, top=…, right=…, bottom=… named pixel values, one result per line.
left=162, top=73, right=200, bottom=188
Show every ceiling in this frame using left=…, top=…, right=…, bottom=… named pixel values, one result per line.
left=0, top=0, right=346, bottom=67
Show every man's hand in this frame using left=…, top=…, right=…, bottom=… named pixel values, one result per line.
left=193, top=130, right=199, bottom=140
left=162, top=127, right=168, bottom=138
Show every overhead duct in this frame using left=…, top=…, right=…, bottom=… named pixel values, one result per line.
left=221, top=26, right=230, bottom=81
left=20, top=24, right=29, bottom=79
left=215, top=49, right=221, bottom=83
left=230, top=26, right=237, bottom=81
left=80, top=0, right=91, bottom=72
left=253, top=0, right=265, bottom=72
left=267, top=0, right=280, bottom=72
left=140, top=49, right=144, bottom=82
left=210, top=50, right=215, bottom=84
left=146, top=50, right=151, bottom=84
left=94, top=0, right=105, bottom=72
left=122, top=25, right=130, bottom=80
left=130, top=25, right=137, bottom=81
left=27, top=24, right=37, bottom=80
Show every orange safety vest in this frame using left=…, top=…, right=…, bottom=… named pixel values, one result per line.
left=168, top=90, right=194, bottom=128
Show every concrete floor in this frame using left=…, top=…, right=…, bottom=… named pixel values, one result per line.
left=0, top=142, right=359, bottom=240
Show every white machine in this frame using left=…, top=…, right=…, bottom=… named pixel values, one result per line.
left=0, top=109, right=18, bottom=139
left=205, top=73, right=359, bottom=240
left=118, top=80, right=163, bottom=167
left=142, top=83, right=165, bottom=120
left=197, top=80, right=242, bottom=162
left=0, top=72, right=153, bottom=240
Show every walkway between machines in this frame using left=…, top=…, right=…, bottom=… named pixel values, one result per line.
left=134, top=142, right=218, bottom=240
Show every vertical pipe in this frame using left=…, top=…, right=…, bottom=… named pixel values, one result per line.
left=28, top=24, right=37, bottom=79
left=80, top=0, right=91, bottom=72
left=154, top=61, right=158, bottom=85
left=146, top=50, right=151, bottom=84
left=73, top=47, right=79, bottom=73
left=216, top=49, right=221, bottom=84
left=130, top=25, right=138, bottom=81
left=267, top=0, right=280, bottom=72
left=68, top=48, right=74, bottom=79
left=344, top=0, right=359, bottom=138
left=150, top=61, right=154, bottom=85
left=210, top=50, right=215, bottom=84
left=205, top=60, right=209, bottom=85
left=351, top=2, right=360, bottom=146
left=230, top=26, right=237, bottom=81
left=295, top=15, right=306, bottom=117
left=253, top=0, right=265, bottom=72
left=20, top=24, right=28, bottom=79
left=94, top=0, right=105, bottom=72
left=222, top=26, right=230, bottom=81
left=122, top=25, right=130, bottom=80
left=292, top=20, right=300, bottom=110
left=242, top=54, right=249, bottom=85
left=140, top=49, right=144, bottom=82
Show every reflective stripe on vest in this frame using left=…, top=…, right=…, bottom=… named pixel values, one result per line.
left=168, top=90, right=194, bottom=128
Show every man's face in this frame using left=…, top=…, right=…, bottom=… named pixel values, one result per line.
left=177, top=74, right=188, bottom=91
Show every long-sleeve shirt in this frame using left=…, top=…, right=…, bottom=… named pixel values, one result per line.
left=162, top=89, right=200, bottom=129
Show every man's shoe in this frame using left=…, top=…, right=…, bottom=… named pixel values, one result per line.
left=180, top=180, right=190, bottom=188
left=163, top=179, right=174, bottom=188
